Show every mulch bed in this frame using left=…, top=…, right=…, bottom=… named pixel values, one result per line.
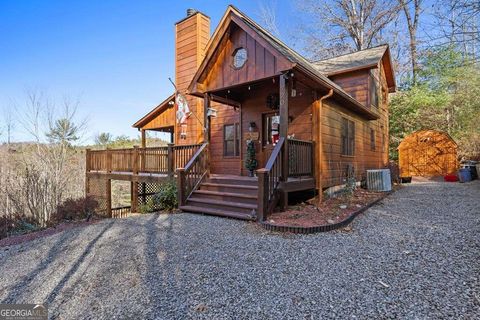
left=266, top=188, right=388, bottom=229
left=0, top=219, right=100, bottom=248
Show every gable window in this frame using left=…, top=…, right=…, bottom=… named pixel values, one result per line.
left=341, top=118, right=355, bottom=156
left=224, top=123, right=240, bottom=157
left=370, top=128, right=376, bottom=151
left=369, top=72, right=379, bottom=108
left=232, top=47, right=247, bottom=69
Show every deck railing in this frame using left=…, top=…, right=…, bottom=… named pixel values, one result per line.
left=86, top=144, right=201, bottom=175
left=288, top=138, right=314, bottom=177
left=257, top=137, right=285, bottom=221
left=177, top=142, right=209, bottom=206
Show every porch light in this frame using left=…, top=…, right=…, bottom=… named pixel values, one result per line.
left=248, top=122, right=256, bottom=132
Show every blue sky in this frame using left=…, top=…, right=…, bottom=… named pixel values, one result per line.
left=0, top=0, right=296, bottom=143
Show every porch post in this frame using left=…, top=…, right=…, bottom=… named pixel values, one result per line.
left=279, top=73, right=289, bottom=210
left=141, top=129, right=146, bottom=148
left=204, top=93, right=211, bottom=177
left=167, top=143, right=175, bottom=177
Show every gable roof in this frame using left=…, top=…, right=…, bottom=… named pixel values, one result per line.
left=132, top=94, right=174, bottom=129
left=312, top=44, right=396, bottom=92
left=188, top=5, right=387, bottom=120
left=313, top=45, right=388, bottom=75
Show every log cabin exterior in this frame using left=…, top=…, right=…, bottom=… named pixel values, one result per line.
left=86, top=5, right=395, bottom=221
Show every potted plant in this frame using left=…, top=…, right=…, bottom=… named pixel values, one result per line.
left=245, top=140, right=258, bottom=177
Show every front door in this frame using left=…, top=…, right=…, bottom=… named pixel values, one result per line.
left=260, top=112, right=280, bottom=168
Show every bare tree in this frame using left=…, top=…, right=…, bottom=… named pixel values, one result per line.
left=431, top=0, right=479, bottom=59
left=258, top=0, right=281, bottom=37
left=3, top=106, right=15, bottom=145
left=3, top=91, right=88, bottom=227
left=295, top=0, right=400, bottom=59
left=398, top=0, right=423, bottom=83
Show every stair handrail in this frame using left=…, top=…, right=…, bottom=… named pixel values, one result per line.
left=257, top=137, right=285, bottom=221
left=177, top=142, right=209, bottom=206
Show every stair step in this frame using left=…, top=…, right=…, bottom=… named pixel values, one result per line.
left=200, top=182, right=258, bottom=195
left=206, top=177, right=258, bottom=186
left=192, top=189, right=257, bottom=205
left=186, top=197, right=257, bottom=215
left=179, top=205, right=256, bottom=221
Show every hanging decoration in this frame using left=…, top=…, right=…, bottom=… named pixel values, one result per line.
left=175, top=92, right=191, bottom=140
left=266, top=93, right=279, bottom=110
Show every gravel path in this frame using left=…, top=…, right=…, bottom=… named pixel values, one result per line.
left=0, top=180, right=479, bottom=319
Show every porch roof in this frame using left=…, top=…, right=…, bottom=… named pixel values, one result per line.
left=132, top=93, right=175, bottom=129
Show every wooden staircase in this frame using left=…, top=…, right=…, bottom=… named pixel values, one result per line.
left=179, top=175, right=258, bottom=220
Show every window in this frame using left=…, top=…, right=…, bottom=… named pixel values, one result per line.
left=369, top=73, right=379, bottom=108
left=341, top=118, right=355, bottom=156
left=370, top=129, right=376, bottom=151
left=262, top=113, right=280, bottom=146
left=232, top=47, right=247, bottom=69
left=224, top=123, right=240, bottom=157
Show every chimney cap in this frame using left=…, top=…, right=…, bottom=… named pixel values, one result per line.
left=187, top=8, right=198, bottom=17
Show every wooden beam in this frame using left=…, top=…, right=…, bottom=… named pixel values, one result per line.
left=209, top=94, right=241, bottom=108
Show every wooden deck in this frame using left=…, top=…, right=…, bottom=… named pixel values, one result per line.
left=86, top=140, right=315, bottom=221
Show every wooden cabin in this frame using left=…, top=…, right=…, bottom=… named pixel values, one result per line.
left=398, top=129, right=458, bottom=178
left=86, top=5, right=395, bottom=221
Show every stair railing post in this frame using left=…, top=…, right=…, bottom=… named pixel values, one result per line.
left=257, top=168, right=268, bottom=221
left=167, top=143, right=174, bottom=177
left=177, top=168, right=186, bottom=206
left=133, top=146, right=139, bottom=175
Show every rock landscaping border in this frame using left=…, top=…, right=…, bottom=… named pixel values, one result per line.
left=261, top=191, right=392, bottom=234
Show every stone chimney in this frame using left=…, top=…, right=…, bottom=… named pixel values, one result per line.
left=175, top=9, right=210, bottom=144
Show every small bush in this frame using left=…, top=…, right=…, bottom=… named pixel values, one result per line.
left=138, top=198, right=156, bottom=214
left=51, top=196, right=98, bottom=224
left=153, top=180, right=178, bottom=212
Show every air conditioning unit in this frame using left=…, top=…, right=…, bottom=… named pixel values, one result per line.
left=366, top=169, right=392, bottom=192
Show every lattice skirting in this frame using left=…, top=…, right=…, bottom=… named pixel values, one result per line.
left=137, top=182, right=163, bottom=211
left=86, top=177, right=109, bottom=216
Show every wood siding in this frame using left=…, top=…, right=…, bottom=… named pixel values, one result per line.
left=319, top=63, right=389, bottom=188
left=209, top=103, right=241, bottom=175
left=142, top=105, right=176, bottom=130
left=202, top=24, right=291, bottom=92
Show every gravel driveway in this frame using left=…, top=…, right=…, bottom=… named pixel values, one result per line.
left=0, top=180, right=479, bottom=319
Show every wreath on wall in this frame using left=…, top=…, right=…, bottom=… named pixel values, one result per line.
left=266, top=93, right=279, bottom=110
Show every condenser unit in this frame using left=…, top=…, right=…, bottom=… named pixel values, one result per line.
left=366, top=169, right=392, bottom=192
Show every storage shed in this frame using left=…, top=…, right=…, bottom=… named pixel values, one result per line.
left=398, top=129, right=458, bottom=178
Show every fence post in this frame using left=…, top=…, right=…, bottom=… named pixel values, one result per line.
left=177, top=168, right=185, bottom=206
left=167, top=143, right=174, bottom=177
left=257, top=169, right=268, bottom=221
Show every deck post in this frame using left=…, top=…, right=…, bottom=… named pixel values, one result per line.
left=177, top=168, right=185, bottom=206
left=131, top=181, right=138, bottom=213
left=141, top=130, right=146, bottom=148
left=279, top=73, right=289, bottom=210
left=167, top=143, right=175, bottom=177
left=257, top=169, right=268, bottom=221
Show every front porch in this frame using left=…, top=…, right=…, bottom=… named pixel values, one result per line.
left=85, top=138, right=315, bottom=220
